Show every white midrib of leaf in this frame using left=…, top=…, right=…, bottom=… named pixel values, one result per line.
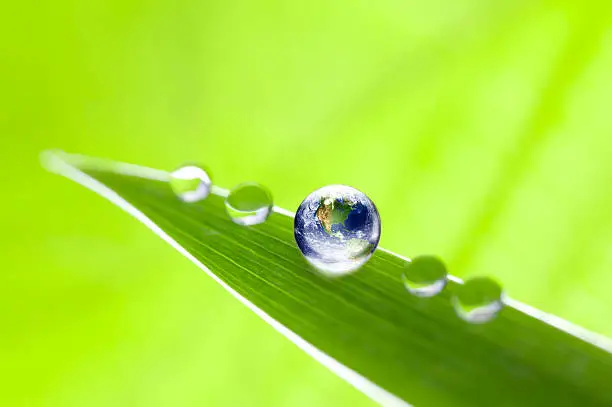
left=41, top=150, right=612, bottom=407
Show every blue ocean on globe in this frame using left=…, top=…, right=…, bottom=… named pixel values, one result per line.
left=294, top=185, right=381, bottom=275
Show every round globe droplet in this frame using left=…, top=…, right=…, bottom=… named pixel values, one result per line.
left=294, top=185, right=381, bottom=276
left=225, top=182, right=273, bottom=226
left=402, top=256, right=448, bottom=297
left=170, top=165, right=212, bottom=203
left=452, top=277, right=504, bottom=324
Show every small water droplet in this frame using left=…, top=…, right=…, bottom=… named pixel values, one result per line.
left=170, top=165, right=212, bottom=202
left=402, top=256, right=448, bottom=297
left=452, top=277, right=504, bottom=323
left=294, top=185, right=381, bottom=276
left=225, top=182, right=273, bottom=226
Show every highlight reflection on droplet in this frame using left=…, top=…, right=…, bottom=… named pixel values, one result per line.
left=402, top=256, right=448, bottom=297
left=225, top=182, right=273, bottom=226
left=452, top=277, right=504, bottom=324
left=170, top=165, right=212, bottom=203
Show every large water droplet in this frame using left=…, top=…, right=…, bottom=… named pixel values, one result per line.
left=170, top=165, right=212, bottom=202
left=225, top=182, right=273, bottom=226
left=452, top=277, right=504, bottom=323
left=402, top=256, right=448, bottom=297
left=294, top=185, right=381, bottom=276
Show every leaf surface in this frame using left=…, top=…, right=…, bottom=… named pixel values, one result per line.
left=44, top=151, right=612, bottom=407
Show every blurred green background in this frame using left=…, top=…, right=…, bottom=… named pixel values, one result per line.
left=3, top=1, right=612, bottom=406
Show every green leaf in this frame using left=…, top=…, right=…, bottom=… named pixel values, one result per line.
left=43, top=151, right=612, bottom=407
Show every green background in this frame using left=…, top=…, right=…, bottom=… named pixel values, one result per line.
left=3, top=1, right=612, bottom=406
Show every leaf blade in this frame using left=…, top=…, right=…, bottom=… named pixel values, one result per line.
left=44, top=151, right=612, bottom=407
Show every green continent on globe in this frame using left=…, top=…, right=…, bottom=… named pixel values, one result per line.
left=316, top=197, right=354, bottom=235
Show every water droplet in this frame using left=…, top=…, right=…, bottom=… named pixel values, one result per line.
left=294, top=185, right=381, bottom=276
left=402, top=256, right=448, bottom=297
left=170, top=165, right=212, bottom=202
left=452, top=277, right=504, bottom=323
left=225, top=182, right=273, bottom=226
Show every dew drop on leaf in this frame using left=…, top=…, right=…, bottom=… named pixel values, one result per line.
left=225, top=182, right=273, bottom=226
left=402, top=256, right=448, bottom=297
left=170, top=165, right=212, bottom=203
left=294, top=185, right=381, bottom=276
left=452, top=277, right=504, bottom=323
